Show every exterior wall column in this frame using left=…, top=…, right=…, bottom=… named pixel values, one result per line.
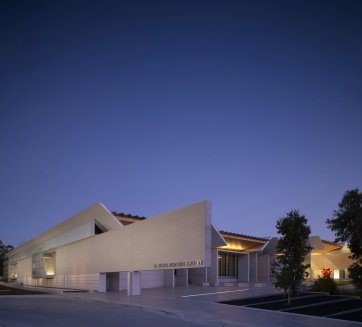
left=249, top=253, right=259, bottom=283
left=98, top=273, right=106, bottom=292
left=247, top=253, right=250, bottom=282
left=164, top=269, right=175, bottom=287
left=127, top=272, right=131, bottom=295
left=237, top=253, right=250, bottom=283
left=175, top=268, right=188, bottom=286
left=203, top=267, right=209, bottom=286
left=255, top=253, right=259, bottom=282
left=208, top=249, right=219, bottom=286
left=302, top=253, right=312, bottom=280
left=118, top=272, right=123, bottom=291
left=127, top=271, right=141, bottom=296
left=64, top=274, right=68, bottom=288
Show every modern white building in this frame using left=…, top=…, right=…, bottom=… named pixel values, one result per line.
left=5, top=201, right=353, bottom=294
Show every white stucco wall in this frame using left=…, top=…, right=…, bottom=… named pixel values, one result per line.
left=54, top=201, right=211, bottom=275
left=10, top=201, right=212, bottom=291
left=310, top=252, right=353, bottom=279
left=257, top=254, right=270, bottom=281
left=16, top=257, right=32, bottom=280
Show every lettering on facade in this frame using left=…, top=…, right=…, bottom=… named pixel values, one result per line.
left=153, top=260, right=204, bottom=269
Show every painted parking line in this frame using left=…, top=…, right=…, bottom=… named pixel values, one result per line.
left=181, top=289, right=249, bottom=298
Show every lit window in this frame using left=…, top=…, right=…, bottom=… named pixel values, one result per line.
left=10, top=263, right=17, bottom=279
left=43, top=252, right=55, bottom=277
left=218, top=252, right=238, bottom=277
left=32, top=252, right=55, bottom=278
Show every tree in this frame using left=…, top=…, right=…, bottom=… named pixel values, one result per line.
left=348, top=261, right=362, bottom=289
left=0, top=240, right=14, bottom=278
left=326, top=189, right=362, bottom=289
left=271, top=210, right=311, bottom=304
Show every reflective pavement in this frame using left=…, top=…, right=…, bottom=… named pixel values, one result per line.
left=62, top=285, right=362, bottom=327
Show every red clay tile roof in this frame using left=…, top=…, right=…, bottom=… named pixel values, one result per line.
left=219, top=230, right=269, bottom=242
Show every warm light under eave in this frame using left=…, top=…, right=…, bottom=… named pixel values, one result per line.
left=219, top=244, right=244, bottom=251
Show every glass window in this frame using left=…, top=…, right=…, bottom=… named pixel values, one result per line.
left=32, top=252, right=55, bottom=278
left=43, top=253, right=55, bottom=277
left=218, top=252, right=238, bottom=277
left=10, top=263, right=17, bottom=279
left=32, top=253, right=43, bottom=277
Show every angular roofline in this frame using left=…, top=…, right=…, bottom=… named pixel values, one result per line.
left=7, top=203, right=122, bottom=258
left=321, top=239, right=343, bottom=247
left=219, top=230, right=269, bottom=242
left=112, top=210, right=339, bottom=246
left=112, top=211, right=146, bottom=220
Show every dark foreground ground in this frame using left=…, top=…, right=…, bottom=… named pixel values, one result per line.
left=0, top=284, right=45, bottom=295
left=1, top=284, right=359, bottom=327
left=220, top=292, right=362, bottom=323
left=0, top=296, right=205, bottom=327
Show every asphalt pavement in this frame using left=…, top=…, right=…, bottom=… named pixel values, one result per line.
left=0, top=295, right=205, bottom=327
left=1, top=285, right=360, bottom=327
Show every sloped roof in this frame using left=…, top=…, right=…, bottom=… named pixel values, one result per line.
left=219, top=230, right=269, bottom=242
left=309, top=236, right=343, bottom=254
left=321, top=239, right=342, bottom=247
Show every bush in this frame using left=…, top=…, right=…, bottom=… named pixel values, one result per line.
left=348, top=262, right=362, bottom=290
left=311, top=276, right=337, bottom=294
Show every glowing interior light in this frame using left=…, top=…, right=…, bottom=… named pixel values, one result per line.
left=333, top=270, right=339, bottom=279
left=43, top=254, right=55, bottom=276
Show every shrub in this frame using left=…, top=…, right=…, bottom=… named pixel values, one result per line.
left=348, top=262, right=362, bottom=290
left=311, top=276, right=337, bottom=294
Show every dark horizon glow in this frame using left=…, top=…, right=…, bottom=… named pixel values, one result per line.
left=1, top=0, right=361, bottom=246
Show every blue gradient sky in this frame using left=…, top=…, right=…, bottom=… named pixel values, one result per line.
left=1, top=1, right=361, bottom=246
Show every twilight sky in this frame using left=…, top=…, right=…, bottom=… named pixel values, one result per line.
left=1, top=0, right=361, bottom=246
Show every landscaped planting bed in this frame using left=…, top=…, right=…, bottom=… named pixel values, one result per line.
left=286, top=298, right=362, bottom=317
left=249, top=294, right=343, bottom=311
left=220, top=292, right=362, bottom=323
left=0, top=284, right=45, bottom=295
left=333, top=308, right=362, bottom=322
left=219, top=292, right=309, bottom=306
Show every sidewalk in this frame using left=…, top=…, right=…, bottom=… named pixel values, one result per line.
left=62, top=285, right=361, bottom=327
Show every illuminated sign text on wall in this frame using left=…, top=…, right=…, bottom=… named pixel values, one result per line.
left=154, top=260, right=204, bottom=269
